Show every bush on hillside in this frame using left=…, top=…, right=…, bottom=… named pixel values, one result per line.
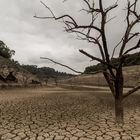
left=0, top=40, right=15, bottom=59
left=84, top=52, right=140, bottom=73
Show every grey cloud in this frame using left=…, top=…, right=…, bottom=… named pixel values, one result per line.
left=0, top=0, right=139, bottom=73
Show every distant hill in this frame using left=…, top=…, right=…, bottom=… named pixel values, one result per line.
left=0, top=55, right=73, bottom=85
left=61, top=65, right=140, bottom=88
left=21, top=65, right=73, bottom=80
left=85, top=52, right=140, bottom=73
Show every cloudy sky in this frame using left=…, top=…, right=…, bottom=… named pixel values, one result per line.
left=0, top=0, right=139, bottom=73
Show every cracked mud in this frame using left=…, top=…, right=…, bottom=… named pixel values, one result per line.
left=0, top=87, right=140, bottom=140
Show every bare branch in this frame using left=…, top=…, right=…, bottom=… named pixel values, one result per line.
left=99, top=0, right=112, bottom=65
left=34, top=14, right=78, bottom=26
left=83, top=0, right=102, bottom=13
left=67, top=25, right=101, bottom=33
left=79, top=49, right=116, bottom=69
left=40, top=1, right=55, bottom=17
left=78, top=32, right=97, bottom=44
left=83, top=0, right=91, bottom=10
left=106, top=16, right=117, bottom=24
left=70, top=29, right=100, bottom=43
left=119, top=0, right=140, bottom=56
left=34, top=15, right=102, bottom=33
left=123, top=85, right=140, bottom=99
left=99, top=0, right=104, bottom=13
left=34, top=1, right=102, bottom=34
left=126, top=1, right=130, bottom=26
left=40, top=57, right=82, bottom=74
left=40, top=57, right=108, bottom=75
left=120, top=16, right=140, bottom=56
left=34, top=1, right=78, bottom=26
left=129, top=0, right=139, bottom=18
left=127, top=32, right=139, bottom=43
left=103, top=72, right=115, bottom=97
left=123, top=39, right=140, bottom=54
left=112, top=38, right=124, bottom=58
left=105, top=2, right=118, bottom=14
left=130, top=9, right=139, bottom=18
left=70, top=29, right=105, bottom=61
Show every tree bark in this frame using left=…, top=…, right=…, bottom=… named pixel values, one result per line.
left=115, top=97, right=123, bottom=124
left=114, top=67, right=124, bottom=124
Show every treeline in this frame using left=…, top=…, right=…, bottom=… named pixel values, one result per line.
left=85, top=52, right=140, bottom=73
left=21, top=65, right=73, bottom=79
left=0, top=40, right=15, bottom=59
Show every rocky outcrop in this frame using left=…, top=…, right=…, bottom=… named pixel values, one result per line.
left=0, top=56, right=41, bottom=86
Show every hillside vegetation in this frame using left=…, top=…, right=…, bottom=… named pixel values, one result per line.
left=21, top=65, right=73, bottom=80
left=85, top=52, right=140, bottom=73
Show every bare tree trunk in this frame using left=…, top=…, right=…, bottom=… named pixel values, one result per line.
left=114, top=67, right=124, bottom=124
left=115, top=96, right=123, bottom=124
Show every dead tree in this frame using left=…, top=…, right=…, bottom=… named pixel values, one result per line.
left=35, top=0, right=140, bottom=123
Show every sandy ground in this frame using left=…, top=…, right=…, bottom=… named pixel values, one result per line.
left=0, top=87, right=140, bottom=140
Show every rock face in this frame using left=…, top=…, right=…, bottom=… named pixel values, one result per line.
left=15, top=71, right=39, bottom=85
left=5, top=72, right=17, bottom=82
left=0, top=56, right=40, bottom=85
